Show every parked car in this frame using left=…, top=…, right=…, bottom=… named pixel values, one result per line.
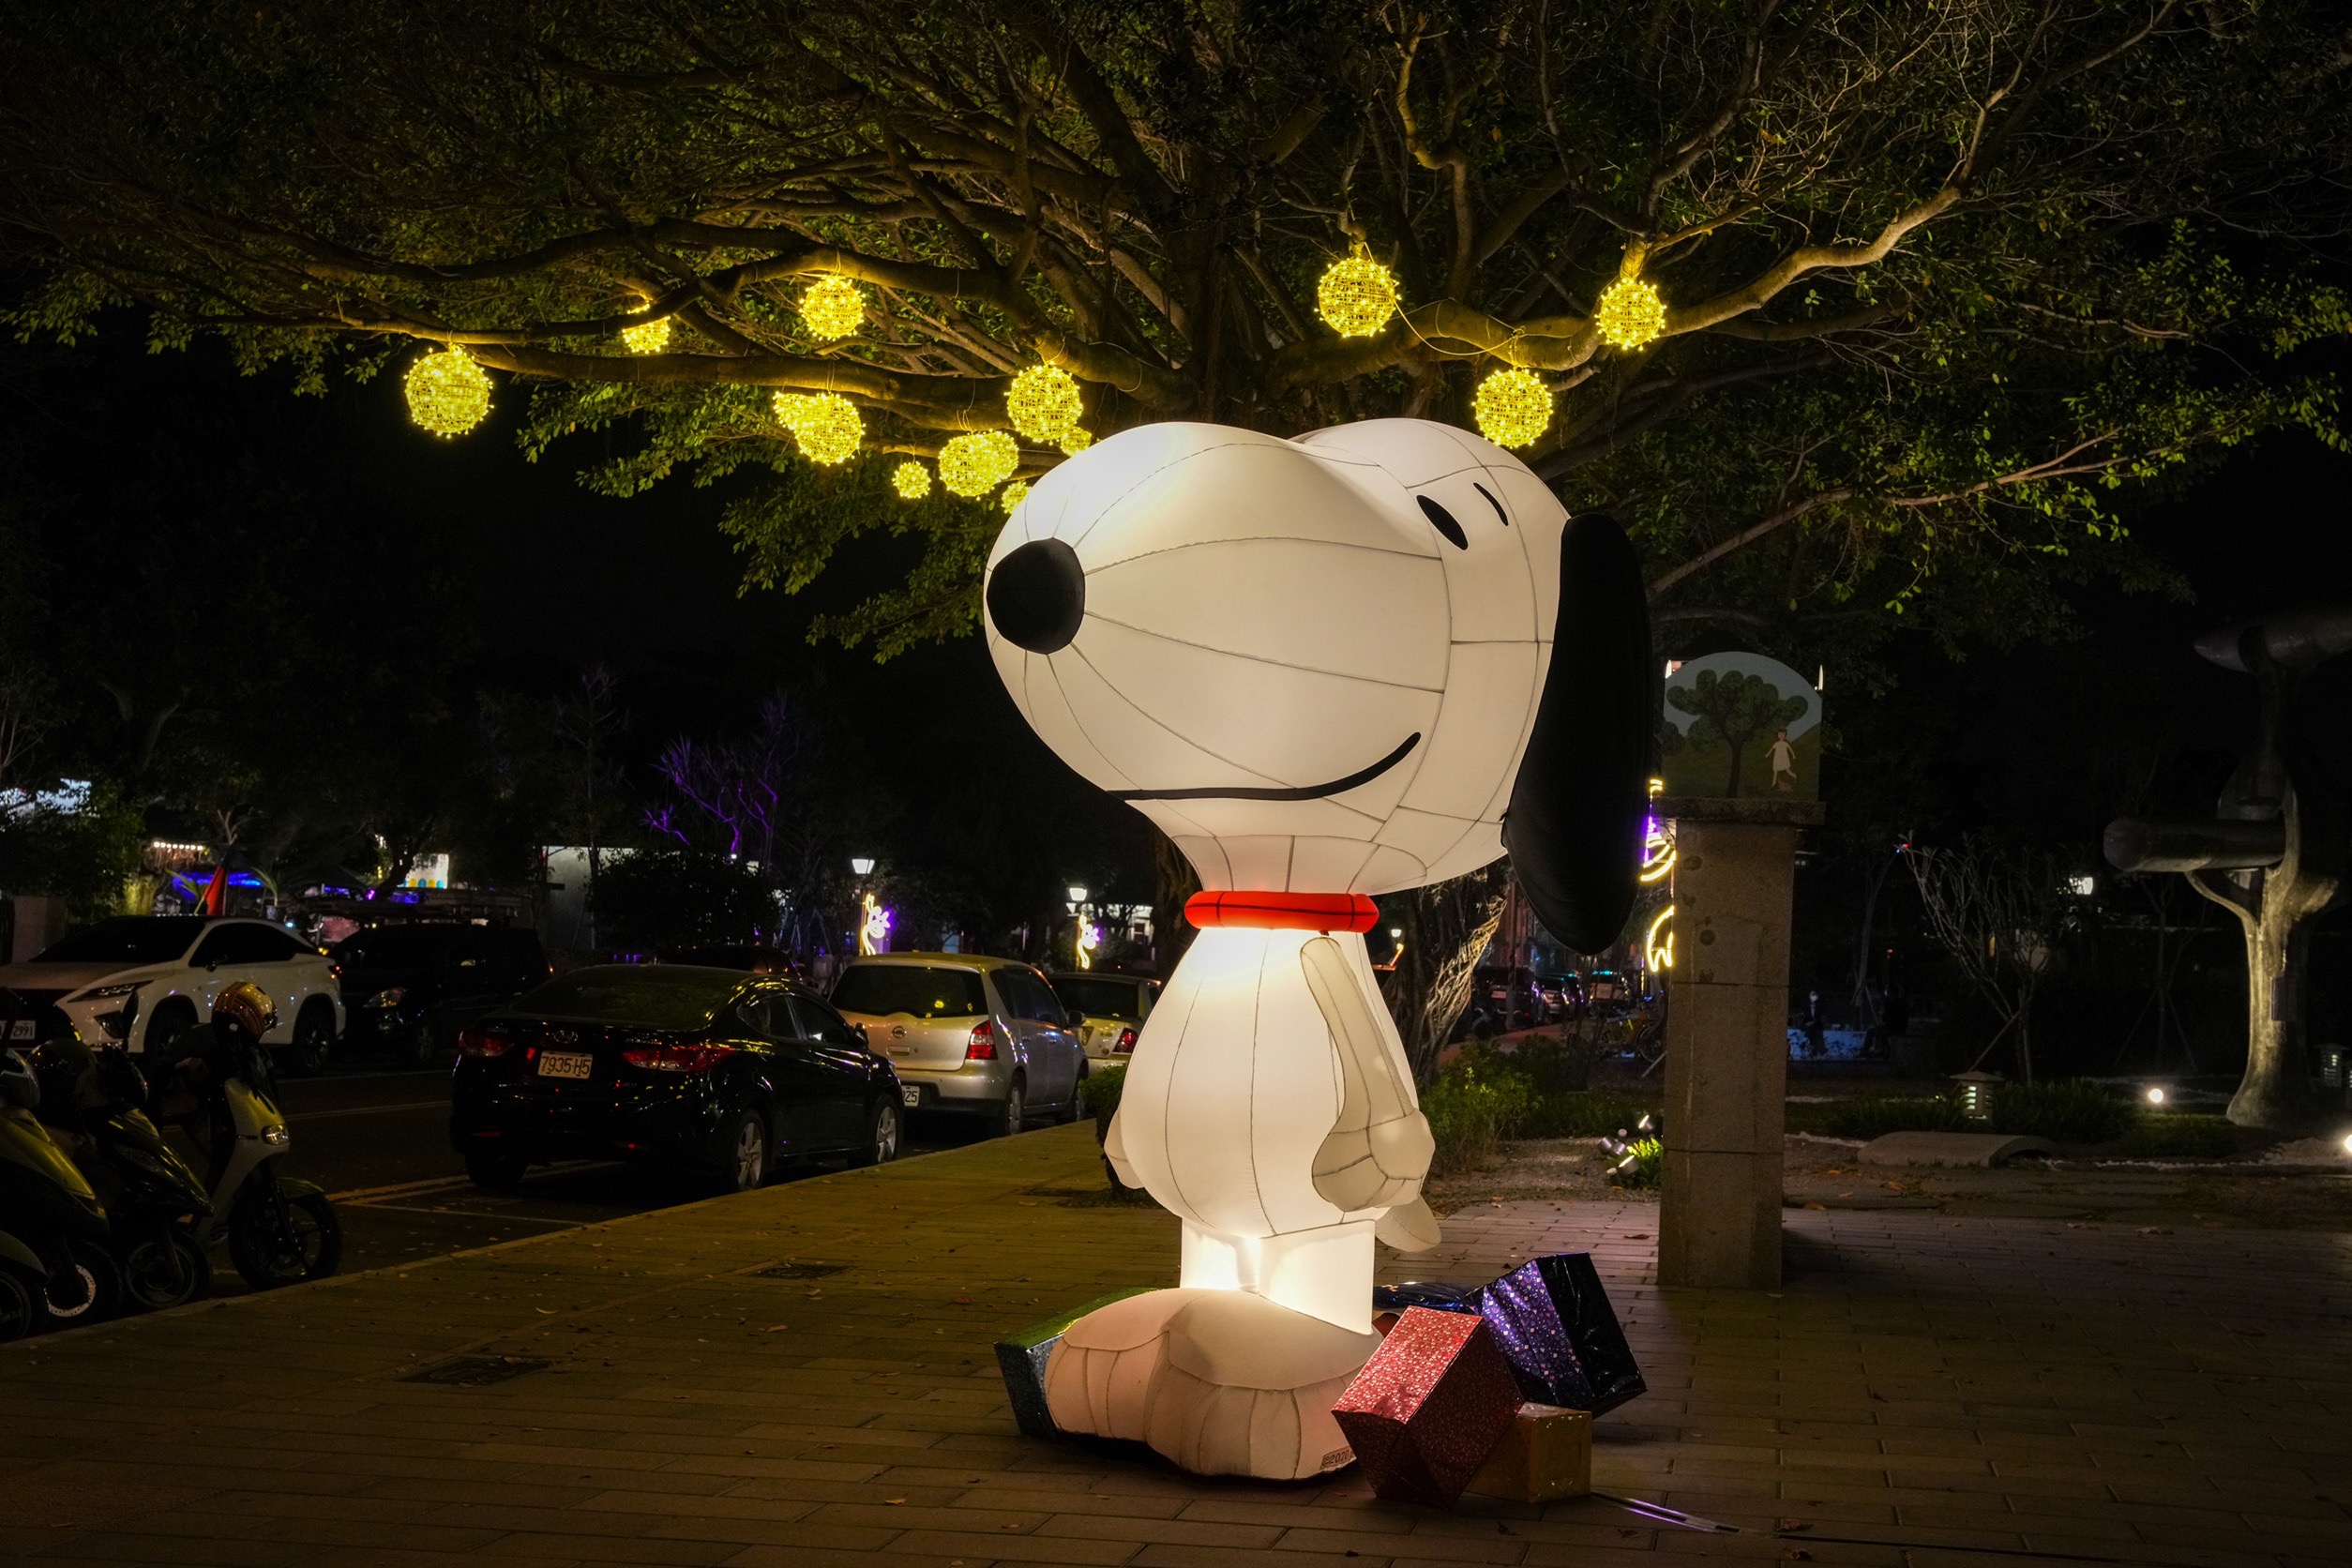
left=1535, top=972, right=1586, bottom=1019
left=829, top=955, right=1086, bottom=1135
left=1044, top=971, right=1160, bottom=1060
left=0, top=915, right=344, bottom=1075
left=449, top=964, right=901, bottom=1191
left=1455, top=965, right=1546, bottom=1039
left=335, top=924, right=552, bottom=1067
left=654, top=943, right=796, bottom=976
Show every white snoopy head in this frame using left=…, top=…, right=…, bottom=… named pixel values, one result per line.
left=983, top=417, right=1592, bottom=899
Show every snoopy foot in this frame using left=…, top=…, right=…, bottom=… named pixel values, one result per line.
left=1042, top=1289, right=1380, bottom=1479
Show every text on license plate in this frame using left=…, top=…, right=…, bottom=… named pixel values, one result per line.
left=900, top=1085, right=921, bottom=1107
left=8, top=1020, right=33, bottom=1041
left=537, top=1051, right=594, bottom=1079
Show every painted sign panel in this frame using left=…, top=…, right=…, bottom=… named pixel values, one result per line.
left=1659, top=652, right=1822, bottom=800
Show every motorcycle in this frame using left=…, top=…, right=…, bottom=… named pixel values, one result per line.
left=153, top=990, right=342, bottom=1289
left=0, top=1047, right=116, bottom=1335
left=30, top=1013, right=214, bottom=1312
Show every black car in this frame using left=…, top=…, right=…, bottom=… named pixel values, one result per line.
left=449, top=964, right=901, bottom=1192
left=336, top=924, right=551, bottom=1067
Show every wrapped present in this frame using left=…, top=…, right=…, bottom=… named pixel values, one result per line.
left=1474, top=1253, right=1645, bottom=1414
left=1466, top=1402, right=1591, bottom=1503
left=993, top=1288, right=1153, bottom=1439
left=1372, top=1280, right=1479, bottom=1314
left=1331, top=1305, right=1524, bottom=1506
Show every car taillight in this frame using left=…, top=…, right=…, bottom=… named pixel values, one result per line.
left=1114, top=1027, right=1137, bottom=1053
left=458, top=1026, right=514, bottom=1059
left=622, top=1041, right=737, bottom=1074
left=966, top=1019, right=998, bottom=1061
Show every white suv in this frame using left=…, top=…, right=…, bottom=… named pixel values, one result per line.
left=0, top=915, right=346, bottom=1074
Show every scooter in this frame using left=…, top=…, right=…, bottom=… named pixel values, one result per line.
left=0, top=1048, right=116, bottom=1334
left=158, top=1022, right=341, bottom=1289
left=30, top=1018, right=214, bottom=1312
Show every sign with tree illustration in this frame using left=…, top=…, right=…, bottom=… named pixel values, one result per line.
left=1660, top=653, right=1822, bottom=800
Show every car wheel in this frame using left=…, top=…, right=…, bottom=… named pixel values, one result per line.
left=713, top=1108, right=769, bottom=1192
left=287, top=1002, right=336, bottom=1076
left=992, top=1077, right=1026, bottom=1138
left=464, top=1146, right=528, bottom=1190
left=852, top=1098, right=901, bottom=1167
left=1055, top=1065, right=1085, bottom=1124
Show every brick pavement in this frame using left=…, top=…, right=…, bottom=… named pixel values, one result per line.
left=4, top=1123, right=2349, bottom=1568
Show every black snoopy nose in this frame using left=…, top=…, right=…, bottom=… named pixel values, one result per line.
left=986, top=538, right=1086, bottom=654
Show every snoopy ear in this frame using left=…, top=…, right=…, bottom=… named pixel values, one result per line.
left=1500, top=512, right=1653, bottom=954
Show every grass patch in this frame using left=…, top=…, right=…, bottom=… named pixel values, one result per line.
left=1988, top=1079, right=2134, bottom=1144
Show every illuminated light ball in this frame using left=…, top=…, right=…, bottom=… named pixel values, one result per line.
left=1005, top=365, right=1084, bottom=443
left=403, top=347, right=491, bottom=437
left=1316, top=253, right=1398, bottom=337
left=1000, top=479, right=1031, bottom=515
left=772, top=390, right=812, bottom=429
left=891, top=460, right=932, bottom=501
left=1059, top=426, right=1093, bottom=457
left=2146, top=1086, right=2167, bottom=1106
left=787, top=392, right=863, bottom=466
left=798, top=274, right=867, bottom=339
left=937, top=430, right=1020, bottom=497
left=1472, top=367, right=1553, bottom=448
left=620, top=314, right=671, bottom=354
left=1592, top=276, right=1667, bottom=350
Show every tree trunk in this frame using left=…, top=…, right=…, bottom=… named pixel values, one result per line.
left=1384, top=864, right=1511, bottom=1082
left=2216, top=889, right=2319, bottom=1128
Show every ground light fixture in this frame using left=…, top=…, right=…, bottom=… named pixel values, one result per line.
left=2343, top=1131, right=2352, bottom=1157
left=1952, top=1070, right=2001, bottom=1121
left=2146, top=1086, right=2168, bottom=1106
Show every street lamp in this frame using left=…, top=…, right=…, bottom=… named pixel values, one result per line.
left=851, top=856, right=876, bottom=877
left=1066, top=884, right=1089, bottom=905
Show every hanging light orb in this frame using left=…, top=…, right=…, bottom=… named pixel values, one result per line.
left=1593, top=276, right=1667, bottom=350
left=1472, top=367, right=1553, bottom=448
left=1005, top=365, right=1084, bottom=443
left=620, top=314, right=671, bottom=354
left=891, top=460, right=932, bottom=501
left=1059, top=427, right=1093, bottom=457
left=798, top=275, right=867, bottom=339
left=403, top=347, right=491, bottom=437
left=1000, top=479, right=1031, bottom=514
left=784, top=392, right=863, bottom=465
left=1317, top=253, right=1399, bottom=337
left=937, top=430, right=1020, bottom=497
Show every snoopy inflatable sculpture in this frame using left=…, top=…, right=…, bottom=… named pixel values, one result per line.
left=983, top=418, right=1651, bottom=1480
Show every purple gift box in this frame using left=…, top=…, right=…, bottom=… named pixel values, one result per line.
left=1378, top=1253, right=1645, bottom=1415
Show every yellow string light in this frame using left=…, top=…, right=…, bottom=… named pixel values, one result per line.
left=403, top=348, right=490, bottom=437
left=1005, top=365, right=1083, bottom=443
left=1059, top=427, right=1093, bottom=457
left=798, top=275, right=867, bottom=339
left=1593, top=276, right=1667, bottom=350
left=620, top=314, right=671, bottom=354
left=1317, top=253, right=1399, bottom=337
left=891, top=460, right=932, bottom=500
left=937, top=430, right=1019, bottom=497
left=772, top=390, right=863, bottom=465
left=1472, top=368, right=1552, bottom=448
left=1000, top=479, right=1031, bottom=514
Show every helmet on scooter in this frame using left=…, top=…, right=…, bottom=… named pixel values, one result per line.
left=212, top=981, right=278, bottom=1043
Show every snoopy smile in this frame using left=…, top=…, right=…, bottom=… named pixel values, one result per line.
left=1106, top=732, right=1424, bottom=803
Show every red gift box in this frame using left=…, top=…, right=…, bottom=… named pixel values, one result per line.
left=1332, top=1305, right=1523, bottom=1505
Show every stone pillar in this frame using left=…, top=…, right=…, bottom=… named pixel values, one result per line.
left=1653, top=799, right=1819, bottom=1289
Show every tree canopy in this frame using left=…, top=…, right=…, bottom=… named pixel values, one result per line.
left=3, top=0, right=2345, bottom=664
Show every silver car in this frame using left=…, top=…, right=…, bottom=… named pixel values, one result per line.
left=828, top=955, right=1087, bottom=1136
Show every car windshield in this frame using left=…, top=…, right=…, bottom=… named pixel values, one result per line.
left=339, top=927, right=460, bottom=968
left=510, top=967, right=745, bottom=1029
left=1051, top=976, right=1141, bottom=1018
left=830, top=965, right=988, bottom=1019
left=33, top=917, right=205, bottom=967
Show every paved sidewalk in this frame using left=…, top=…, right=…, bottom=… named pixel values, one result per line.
left=5, top=1124, right=2349, bottom=1568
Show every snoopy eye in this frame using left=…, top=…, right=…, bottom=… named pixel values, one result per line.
left=1473, top=482, right=1510, bottom=525
left=1416, top=495, right=1468, bottom=550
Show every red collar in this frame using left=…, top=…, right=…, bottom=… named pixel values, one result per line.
left=1184, top=891, right=1380, bottom=932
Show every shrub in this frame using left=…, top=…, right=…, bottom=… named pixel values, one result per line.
left=2111, top=1113, right=2238, bottom=1159
left=589, top=845, right=770, bottom=951
left=1988, top=1079, right=2133, bottom=1145
left=1520, top=1092, right=1661, bottom=1138
left=1791, top=1095, right=1971, bottom=1140
left=1078, top=1063, right=1125, bottom=1135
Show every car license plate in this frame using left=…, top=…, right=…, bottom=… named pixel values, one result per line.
left=537, top=1051, right=594, bottom=1080
left=8, top=1020, right=32, bottom=1041
left=900, top=1085, right=921, bottom=1108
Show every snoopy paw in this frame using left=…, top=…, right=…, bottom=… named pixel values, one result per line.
left=1312, top=1109, right=1435, bottom=1213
